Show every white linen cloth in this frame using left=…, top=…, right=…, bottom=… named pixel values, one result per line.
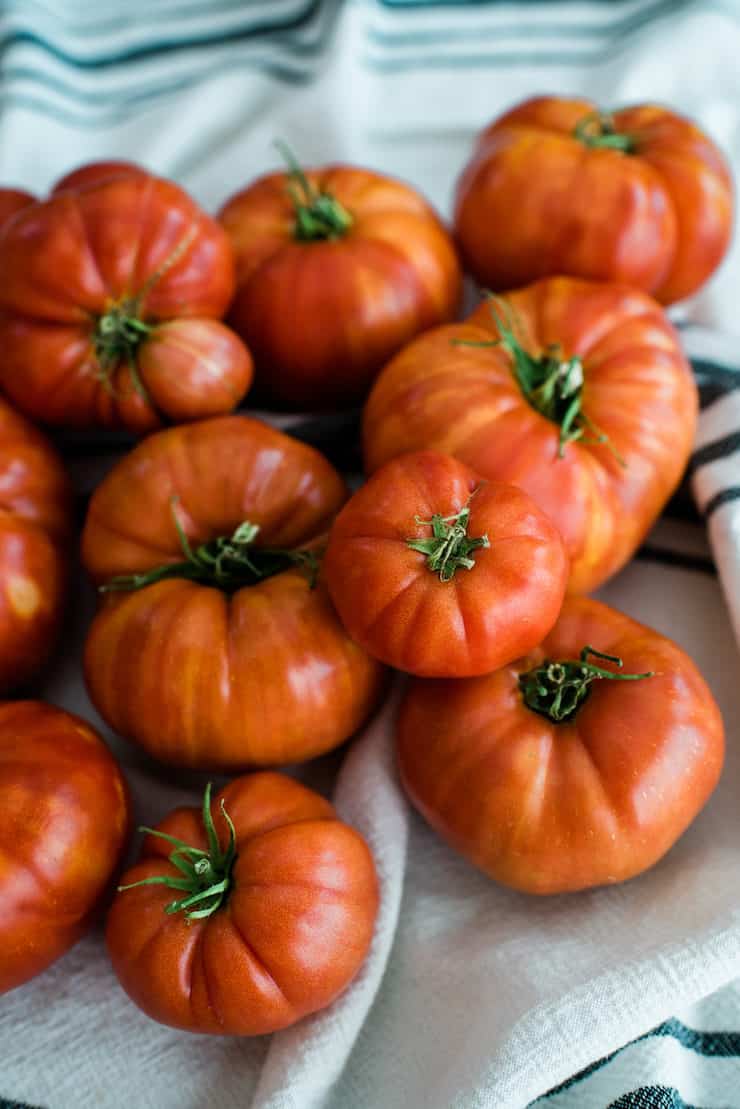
left=1, top=2, right=740, bottom=1108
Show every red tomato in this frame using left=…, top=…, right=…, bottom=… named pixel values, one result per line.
left=107, top=773, right=378, bottom=1034
left=0, top=172, right=251, bottom=432
left=82, top=415, right=385, bottom=770
left=0, top=188, right=35, bottom=228
left=454, top=96, right=733, bottom=304
left=398, top=597, right=724, bottom=894
left=325, top=451, right=567, bottom=677
left=0, top=396, right=71, bottom=691
left=0, top=702, right=130, bottom=994
left=218, top=152, right=462, bottom=410
left=363, top=278, right=697, bottom=594
left=52, top=160, right=148, bottom=193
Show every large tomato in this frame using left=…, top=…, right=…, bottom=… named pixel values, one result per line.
left=398, top=597, right=724, bottom=895
left=325, top=450, right=567, bottom=677
left=82, top=415, right=385, bottom=770
left=0, top=171, right=252, bottom=433
left=218, top=152, right=462, bottom=410
left=0, top=701, right=130, bottom=994
left=107, top=773, right=378, bottom=1034
left=454, top=95, right=733, bottom=304
left=0, top=396, right=71, bottom=690
left=363, top=277, right=697, bottom=594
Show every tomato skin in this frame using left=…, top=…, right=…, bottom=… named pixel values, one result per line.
left=0, top=188, right=35, bottom=228
left=0, top=701, right=130, bottom=994
left=0, top=397, right=71, bottom=690
left=325, top=451, right=567, bottom=677
left=82, top=415, right=385, bottom=770
left=454, top=96, right=733, bottom=304
left=363, top=277, right=697, bottom=595
left=106, top=771, right=378, bottom=1034
left=397, top=597, right=724, bottom=895
left=219, top=166, right=462, bottom=410
left=0, top=172, right=249, bottom=431
left=52, top=160, right=148, bottom=193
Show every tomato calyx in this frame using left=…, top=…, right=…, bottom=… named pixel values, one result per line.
left=573, top=111, right=635, bottom=153
left=93, top=301, right=153, bottom=398
left=118, top=783, right=237, bottom=922
left=455, top=296, right=625, bottom=464
left=519, top=645, right=653, bottom=723
left=276, top=140, right=354, bottom=242
left=406, top=496, right=490, bottom=582
left=100, top=496, right=321, bottom=594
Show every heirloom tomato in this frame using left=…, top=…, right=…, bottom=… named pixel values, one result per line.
left=325, top=450, right=567, bottom=677
left=0, top=170, right=251, bottom=433
left=363, top=278, right=697, bottom=594
left=107, top=773, right=378, bottom=1034
left=398, top=597, right=724, bottom=894
left=454, top=95, right=733, bottom=303
left=0, top=396, right=71, bottom=690
left=0, top=702, right=130, bottom=994
left=82, top=415, right=385, bottom=770
left=218, top=149, right=461, bottom=410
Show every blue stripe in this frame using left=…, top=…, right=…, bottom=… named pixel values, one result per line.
left=607, top=1088, right=703, bottom=1109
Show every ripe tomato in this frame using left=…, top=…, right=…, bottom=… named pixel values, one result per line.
left=454, top=96, right=733, bottom=304
left=82, top=415, right=385, bottom=770
left=0, top=701, right=130, bottom=994
left=0, top=188, right=35, bottom=227
left=398, top=597, right=724, bottom=894
left=325, top=450, right=567, bottom=677
left=52, top=160, right=147, bottom=193
left=363, top=277, right=697, bottom=594
left=107, top=773, right=378, bottom=1034
left=0, top=396, right=71, bottom=691
left=218, top=150, right=462, bottom=410
left=0, top=170, right=252, bottom=433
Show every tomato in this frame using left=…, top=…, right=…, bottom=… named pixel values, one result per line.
left=82, top=415, right=385, bottom=770
left=454, top=96, right=733, bottom=304
left=0, top=701, right=130, bottom=994
left=0, top=171, right=252, bottom=433
left=218, top=150, right=462, bottom=410
left=52, top=160, right=148, bottom=193
left=0, top=188, right=35, bottom=227
left=107, top=773, right=377, bottom=1034
left=0, top=396, right=71, bottom=690
left=325, top=450, right=567, bottom=677
left=363, top=278, right=697, bottom=594
left=397, top=597, right=724, bottom=894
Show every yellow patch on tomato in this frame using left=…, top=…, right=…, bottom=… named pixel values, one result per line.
left=7, top=575, right=41, bottom=619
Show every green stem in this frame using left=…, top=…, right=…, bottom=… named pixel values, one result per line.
left=101, top=496, right=320, bottom=593
left=93, top=301, right=153, bottom=398
left=118, top=783, right=238, bottom=922
left=453, top=295, right=625, bottom=464
left=275, top=139, right=353, bottom=242
left=519, top=645, right=652, bottom=723
left=573, top=111, right=635, bottom=153
left=406, top=496, right=490, bottom=582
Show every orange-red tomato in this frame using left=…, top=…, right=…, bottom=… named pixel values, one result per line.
left=363, top=277, right=697, bottom=594
left=397, top=597, right=724, bottom=894
left=0, top=171, right=251, bottom=433
left=52, top=160, right=148, bottom=193
left=107, top=772, right=378, bottom=1034
left=0, top=702, right=130, bottom=994
left=454, top=96, right=733, bottom=304
left=0, top=396, right=71, bottom=691
left=325, top=450, right=567, bottom=677
left=219, top=159, right=462, bottom=410
left=0, top=188, right=35, bottom=227
left=82, top=415, right=385, bottom=770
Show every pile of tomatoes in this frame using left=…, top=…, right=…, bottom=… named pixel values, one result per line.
left=0, top=94, right=732, bottom=1037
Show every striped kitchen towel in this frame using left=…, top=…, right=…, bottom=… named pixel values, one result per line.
left=1, top=3, right=740, bottom=1109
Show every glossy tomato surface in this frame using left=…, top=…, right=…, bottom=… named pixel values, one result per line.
left=0, top=702, right=130, bottom=994
left=0, top=171, right=251, bottom=432
left=82, top=416, right=385, bottom=770
left=325, top=450, right=567, bottom=676
left=454, top=96, right=733, bottom=303
left=0, top=396, right=71, bottom=690
left=364, top=277, right=697, bottom=594
left=107, top=772, right=378, bottom=1034
left=219, top=164, right=462, bottom=410
left=398, top=597, right=724, bottom=894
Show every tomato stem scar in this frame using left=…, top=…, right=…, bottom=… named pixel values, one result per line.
left=574, top=111, right=635, bottom=153
left=275, top=139, right=354, bottom=242
left=519, top=644, right=653, bottom=723
left=406, top=494, right=490, bottom=582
